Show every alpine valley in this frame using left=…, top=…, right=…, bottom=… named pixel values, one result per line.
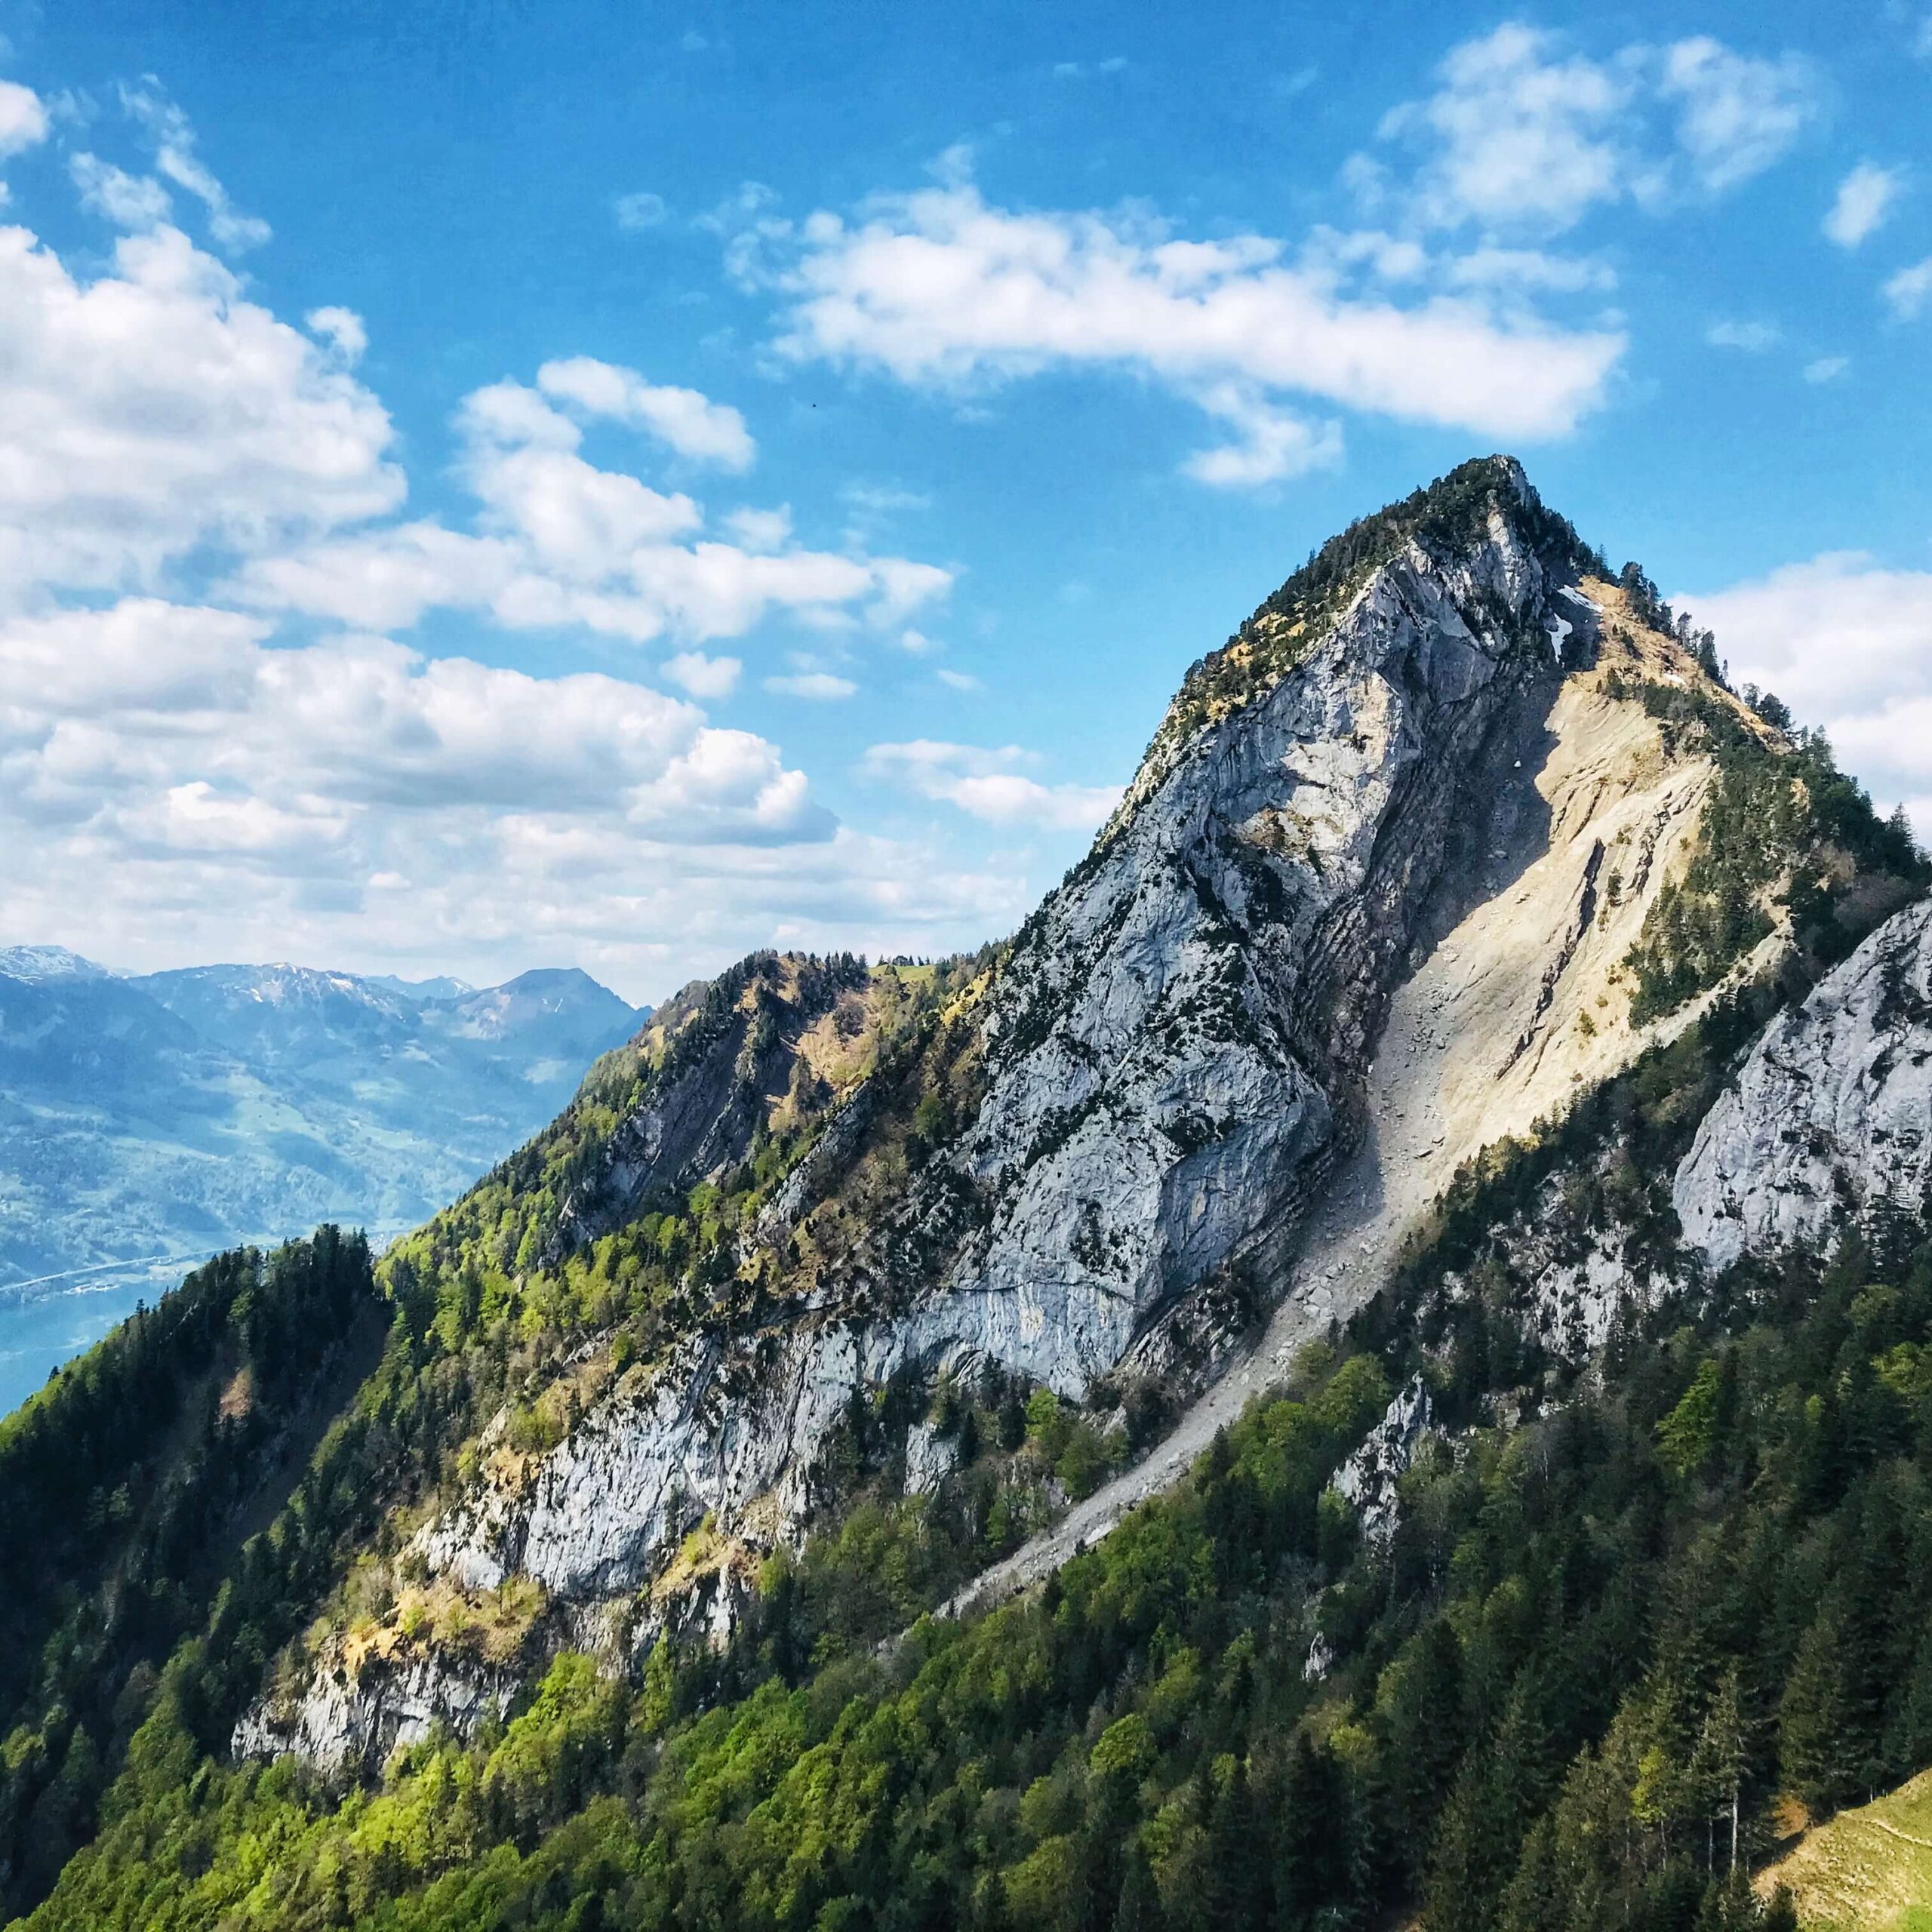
left=0, top=952, right=644, bottom=1297
left=8, top=457, right=1932, bottom=1932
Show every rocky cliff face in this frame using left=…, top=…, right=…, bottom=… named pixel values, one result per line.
left=1675, top=897, right=1932, bottom=1269
left=232, top=1648, right=515, bottom=1779
left=241, top=456, right=1857, bottom=1767
left=393, top=462, right=1599, bottom=1607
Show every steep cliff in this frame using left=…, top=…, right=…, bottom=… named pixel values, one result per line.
left=374, top=462, right=1592, bottom=1616
left=17, top=458, right=1932, bottom=1932
left=1675, top=895, right=1932, bottom=1269
left=219, top=457, right=1929, bottom=1776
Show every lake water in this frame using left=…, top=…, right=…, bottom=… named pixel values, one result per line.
left=0, top=1276, right=161, bottom=1417
left=0, top=1226, right=411, bottom=1420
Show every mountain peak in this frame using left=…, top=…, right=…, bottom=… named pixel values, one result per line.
left=0, top=945, right=115, bottom=984
left=1109, top=455, right=1598, bottom=848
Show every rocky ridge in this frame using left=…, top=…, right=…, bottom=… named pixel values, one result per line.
left=235, top=457, right=1923, bottom=1768
left=1675, top=895, right=1932, bottom=1268
left=386, top=459, right=1600, bottom=1620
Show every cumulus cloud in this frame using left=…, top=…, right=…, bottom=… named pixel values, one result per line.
left=1379, top=24, right=1637, bottom=232
left=0, top=79, right=47, bottom=158
left=1183, top=388, right=1343, bottom=488
left=0, top=587, right=1027, bottom=993
left=306, top=305, right=368, bottom=361
left=69, top=152, right=172, bottom=228
left=119, top=77, right=271, bottom=250
left=1374, top=26, right=1818, bottom=235
left=1706, top=319, right=1780, bottom=352
left=1803, top=355, right=1849, bottom=383
left=766, top=671, right=857, bottom=700
left=759, top=166, right=1623, bottom=486
left=1684, top=555, right=1932, bottom=834
left=1884, top=257, right=1932, bottom=321
left=0, top=221, right=401, bottom=606
left=0, top=598, right=904, bottom=975
left=724, top=505, right=794, bottom=551
left=1823, top=163, right=1903, bottom=248
left=864, top=740, right=1121, bottom=831
left=0, top=115, right=1008, bottom=995
left=537, top=355, right=756, bottom=469
left=663, top=651, right=742, bottom=698
left=235, top=370, right=948, bottom=641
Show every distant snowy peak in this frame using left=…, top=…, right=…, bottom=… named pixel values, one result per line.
left=367, top=974, right=476, bottom=1004
left=138, top=962, right=419, bottom=1020
left=435, top=968, right=641, bottom=1044
left=0, top=946, right=117, bottom=984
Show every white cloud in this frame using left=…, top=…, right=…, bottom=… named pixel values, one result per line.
left=934, top=667, right=981, bottom=691
left=0, top=598, right=1026, bottom=1001
left=0, top=91, right=1010, bottom=998
left=306, top=305, right=368, bottom=361
left=0, top=599, right=860, bottom=955
left=762, top=168, right=1624, bottom=487
left=1684, top=554, right=1932, bottom=835
left=0, top=220, right=401, bottom=606
left=724, top=504, right=793, bottom=550
left=1884, top=256, right=1932, bottom=321
left=1442, top=245, right=1617, bottom=293
left=1183, top=387, right=1342, bottom=487
left=119, top=78, right=271, bottom=251
left=1706, top=319, right=1780, bottom=352
left=663, top=650, right=741, bottom=698
left=1374, top=26, right=1818, bottom=236
left=1803, top=355, right=1848, bottom=383
left=69, top=152, right=172, bottom=228
left=1823, top=163, right=1903, bottom=248
left=237, top=372, right=946, bottom=642
left=766, top=671, right=857, bottom=700
left=537, top=355, right=756, bottom=469
left=614, top=189, right=667, bottom=230
left=625, top=726, right=824, bottom=839
left=895, top=627, right=937, bottom=654
left=864, top=739, right=1121, bottom=830
left=0, top=597, right=260, bottom=717
left=0, top=79, right=47, bottom=158
left=1380, top=24, right=1635, bottom=232
left=1660, top=38, right=1817, bottom=192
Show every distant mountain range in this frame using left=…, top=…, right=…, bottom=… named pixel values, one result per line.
left=0, top=948, right=645, bottom=1292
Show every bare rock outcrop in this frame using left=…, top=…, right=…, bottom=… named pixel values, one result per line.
left=232, top=1649, right=515, bottom=1777
left=1674, top=897, right=1932, bottom=1268
left=1332, top=1375, right=1435, bottom=1544
left=401, top=463, right=1595, bottom=1609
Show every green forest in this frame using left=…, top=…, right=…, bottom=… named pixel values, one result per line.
left=5, top=466, right=1930, bottom=1930
left=8, top=978, right=1932, bottom=1930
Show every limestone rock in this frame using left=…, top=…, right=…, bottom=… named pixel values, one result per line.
left=405, top=469, right=1593, bottom=1609
left=1332, top=1375, right=1435, bottom=1544
left=904, top=1420, right=961, bottom=1496
left=231, top=1649, right=514, bottom=1777
left=1674, top=898, right=1932, bottom=1269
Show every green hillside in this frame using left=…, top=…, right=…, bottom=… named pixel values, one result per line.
left=12, top=992, right=1932, bottom=1932
left=1760, top=1769, right=1932, bottom=1930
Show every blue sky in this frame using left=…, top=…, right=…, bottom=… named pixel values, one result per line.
left=2, top=0, right=1929, bottom=1004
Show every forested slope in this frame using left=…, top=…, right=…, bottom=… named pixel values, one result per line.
left=0, top=1229, right=377, bottom=1907
left=21, top=995, right=1932, bottom=1931
left=6, top=459, right=1932, bottom=1932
